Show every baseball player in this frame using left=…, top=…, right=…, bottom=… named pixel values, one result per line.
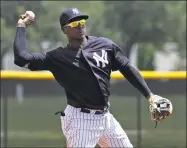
left=13, top=8, right=173, bottom=148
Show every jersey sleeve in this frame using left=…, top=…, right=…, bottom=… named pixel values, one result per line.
left=111, top=43, right=129, bottom=71
left=26, top=53, right=49, bottom=71
left=13, top=27, right=50, bottom=71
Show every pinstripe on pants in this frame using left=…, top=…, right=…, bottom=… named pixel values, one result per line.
left=60, top=105, right=133, bottom=148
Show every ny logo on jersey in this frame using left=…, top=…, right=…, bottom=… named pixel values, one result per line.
left=93, top=50, right=108, bottom=68
left=72, top=8, right=79, bottom=14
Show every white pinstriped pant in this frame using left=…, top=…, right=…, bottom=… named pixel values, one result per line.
left=60, top=105, right=133, bottom=148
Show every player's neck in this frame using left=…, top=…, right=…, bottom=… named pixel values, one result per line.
left=68, top=36, right=87, bottom=49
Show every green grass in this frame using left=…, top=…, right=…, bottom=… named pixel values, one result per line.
left=1, top=94, right=186, bottom=148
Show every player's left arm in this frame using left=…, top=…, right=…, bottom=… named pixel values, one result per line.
left=111, top=43, right=173, bottom=122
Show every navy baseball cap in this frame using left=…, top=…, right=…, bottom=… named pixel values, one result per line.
left=59, top=8, right=89, bottom=27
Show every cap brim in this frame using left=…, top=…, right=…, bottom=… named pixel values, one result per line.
left=63, top=15, right=89, bottom=26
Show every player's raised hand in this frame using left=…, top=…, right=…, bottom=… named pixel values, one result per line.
left=17, top=11, right=36, bottom=26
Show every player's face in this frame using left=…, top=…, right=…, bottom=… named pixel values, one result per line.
left=63, top=19, right=86, bottom=40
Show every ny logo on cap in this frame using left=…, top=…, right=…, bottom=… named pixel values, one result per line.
left=72, top=8, right=79, bottom=14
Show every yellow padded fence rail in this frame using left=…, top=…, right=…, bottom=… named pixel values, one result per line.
left=0, top=70, right=186, bottom=80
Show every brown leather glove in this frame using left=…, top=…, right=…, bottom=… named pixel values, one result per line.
left=148, top=95, right=173, bottom=127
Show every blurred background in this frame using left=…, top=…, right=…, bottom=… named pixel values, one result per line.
left=1, top=1, right=186, bottom=148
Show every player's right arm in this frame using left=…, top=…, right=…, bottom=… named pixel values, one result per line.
left=13, top=11, right=49, bottom=71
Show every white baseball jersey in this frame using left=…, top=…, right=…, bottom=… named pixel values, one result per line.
left=60, top=105, right=133, bottom=148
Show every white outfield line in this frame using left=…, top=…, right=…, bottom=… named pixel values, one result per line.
left=1, top=130, right=147, bottom=138
left=1, top=131, right=61, bottom=139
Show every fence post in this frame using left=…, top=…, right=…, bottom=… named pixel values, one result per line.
left=137, top=93, right=142, bottom=148
left=16, top=83, right=24, bottom=104
left=1, top=93, right=8, bottom=148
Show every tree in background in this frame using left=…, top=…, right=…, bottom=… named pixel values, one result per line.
left=0, top=1, right=108, bottom=69
left=1, top=1, right=186, bottom=70
left=1, top=1, right=45, bottom=69
left=34, top=1, right=117, bottom=49
left=104, top=1, right=186, bottom=70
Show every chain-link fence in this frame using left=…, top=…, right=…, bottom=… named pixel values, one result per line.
left=1, top=77, right=186, bottom=148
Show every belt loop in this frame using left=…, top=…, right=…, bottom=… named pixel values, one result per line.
left=90, top=110, right=96, bottom=114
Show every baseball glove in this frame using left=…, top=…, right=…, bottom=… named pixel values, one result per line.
left=149, top=95, right=173, bottom=128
